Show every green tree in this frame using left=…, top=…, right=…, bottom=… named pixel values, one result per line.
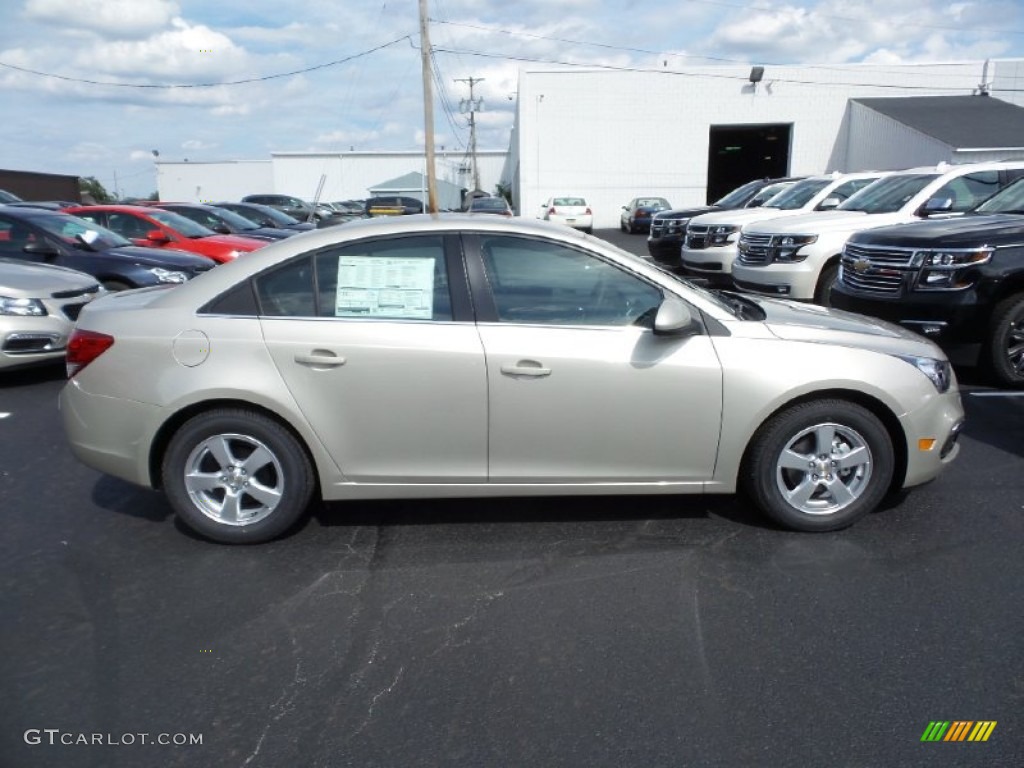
left=79, top=176, right=114, bottom=204
left=494, top=182, right=513, bottom=205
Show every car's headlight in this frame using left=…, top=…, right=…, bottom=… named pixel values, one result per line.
left=771, top=234, right=818, bottom=262
left=709, top=225, right=738, bottom=245
left=895, top=354, right=952, bottom=393
left=912, top=248, right=992, bottom=290
left=0, top=296, right=47, bottom=316
left=148, top=267, right=188, bottom=284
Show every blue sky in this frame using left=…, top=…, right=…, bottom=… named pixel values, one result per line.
left=2, top=0, right=1023, bottom=198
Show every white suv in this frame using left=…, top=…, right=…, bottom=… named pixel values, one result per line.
left=731, top=161, right=1024, bottom=304
left=682, top=172, right=885, bottom=284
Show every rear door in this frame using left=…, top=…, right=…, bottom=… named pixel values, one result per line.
left=257, top=233, right=488, bottom=482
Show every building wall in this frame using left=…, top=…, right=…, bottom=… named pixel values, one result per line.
left=514, top=60, right=997, bottom=228
left=0, top=169, right=80, bottom=202
left=157, top=152, right=508, bottom=204
left=844, top=103, right=952, bottom=171
left=156, top=160, right=272, bottom=203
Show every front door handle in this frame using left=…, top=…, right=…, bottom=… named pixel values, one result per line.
left=294, top=351, right=347, bottom=367
left=500, top=360, right=551, bottom=378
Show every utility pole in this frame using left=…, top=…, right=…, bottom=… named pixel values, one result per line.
left=418, top=0, right=439, bottom=213
left=456, top=76, right=484, bottom=192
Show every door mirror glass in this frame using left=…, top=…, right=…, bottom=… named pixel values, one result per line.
left=146, top=229, right=170, bottom=243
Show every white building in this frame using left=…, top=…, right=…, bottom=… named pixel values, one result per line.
left=506, top=58, right=1024, bottom=228
left=156, top=149, right=508, bottom=207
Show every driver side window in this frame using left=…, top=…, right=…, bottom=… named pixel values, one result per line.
left=480, top=235, right=662, bottom=326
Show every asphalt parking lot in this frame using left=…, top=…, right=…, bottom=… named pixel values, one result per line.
left=2, top=228, right=1022, bottom=767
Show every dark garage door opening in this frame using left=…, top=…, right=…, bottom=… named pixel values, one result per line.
left=706, top=124, right=792, bottom=204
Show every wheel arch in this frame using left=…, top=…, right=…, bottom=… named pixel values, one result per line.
left=738, top=387, right=908, bottom=495
left=148, top=398, right=322, bottom=493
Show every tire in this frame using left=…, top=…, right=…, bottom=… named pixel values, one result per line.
left=814, top=262, right=839, bottom=306
left=743, top=400, right=894, bottom=532
left=161, top=408, right=315, bottom=543
left=987, top=293, right=1024, bottom=387
left=620, top=220, right=628, bottom=233
left=103, top=280, right=133, bottom=292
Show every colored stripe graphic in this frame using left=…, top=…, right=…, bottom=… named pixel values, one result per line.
left=921, top=721, right=996, bottom=742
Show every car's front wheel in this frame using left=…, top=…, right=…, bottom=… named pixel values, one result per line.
left=988, top=293, right=1024, bottom=387
left=743, top=400, right=894, bottom=531
left=162, top=408, right=315, bottom=543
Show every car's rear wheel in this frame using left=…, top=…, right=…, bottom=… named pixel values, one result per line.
left=743, top=400, right=894, bottom=531
left=162, top=408, right=315, bottom=543
left=987, top=293, right=1024, bottom=388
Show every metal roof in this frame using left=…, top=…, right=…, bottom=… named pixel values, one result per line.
left=851, top=95, right=1024, bottom=150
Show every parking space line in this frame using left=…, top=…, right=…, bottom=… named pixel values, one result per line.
left=968, top=392, right=1024, bottom=397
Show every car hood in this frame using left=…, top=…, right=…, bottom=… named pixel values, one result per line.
left=654, top=206, right=717, bottom=220
left=0, top=258, right=98, bottom=295
left=849, top=213, right=1024, bottom=248
left=104, top=245, right=216, bottom=268
left=198, top=234, right=267, bottom=250
left=690, top=206, right=807, bottom=227
left=743, top=210, right=880, bottom=236
left=747, top=295, right=942, bottom=358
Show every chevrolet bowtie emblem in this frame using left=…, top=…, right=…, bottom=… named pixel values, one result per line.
left=852, top=258, right=872, bottom=273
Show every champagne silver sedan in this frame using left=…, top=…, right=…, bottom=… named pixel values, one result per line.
left=60, top=215, right=964, bottom=543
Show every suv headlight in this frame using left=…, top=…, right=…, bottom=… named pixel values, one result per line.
left=709, top=225, right=738, bottom=245
left=148, top=267, right=188, bottom=284
left=912, top=248, right=992, bottom=290
left=895, top=354, right=952, bottom=393
left=0, top=296, right=47, bottom=316
left=772, top=234, right=818, bottom=263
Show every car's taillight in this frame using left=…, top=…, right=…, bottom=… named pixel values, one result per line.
left=548, top=207, right=556, bottom=215
left=66, top=329, right=114, bottom=378
left=585, top=207, right=592, bottom=215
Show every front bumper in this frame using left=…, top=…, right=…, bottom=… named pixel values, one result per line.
left=732, top=260, right=820, bottom=300
left=830, top=283, right=988, bottom=348
left=900, top=388, right=964, bottom=489
left=0, top=315, right=73, bottom=370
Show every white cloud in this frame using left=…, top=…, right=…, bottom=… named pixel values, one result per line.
left=24, top=0, right=180, bottom=38
left=181, top=139, right=217, bottom=150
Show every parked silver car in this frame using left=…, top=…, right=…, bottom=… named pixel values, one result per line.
left=1, top=258, right=103, bottom=370
left=61, top=215, right=963, bottom=543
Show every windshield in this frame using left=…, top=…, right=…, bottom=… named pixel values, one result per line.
left=747, top=181, right=794, bottom=207
left=838, top=173, right=938, bottom=213
left=32, top=213, right=131, bottom=249
left=764, top=178, right=831, bottom=210
left=714, top=179, right=765, bottom=207
left=147, top=209, right=217, bottom=238
left=207, top=206, right=263, bottom=231
left=973, top=177, right=1024, bottom=214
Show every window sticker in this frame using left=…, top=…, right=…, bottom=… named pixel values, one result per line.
left=334, top=255, right=435, bottom=319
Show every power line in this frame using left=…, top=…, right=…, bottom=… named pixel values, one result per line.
left=432, top=46, right=1023, bottom=92
left=0, top=35, right=413, bottom=89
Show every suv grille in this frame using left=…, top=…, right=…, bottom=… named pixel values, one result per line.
left=737, top=233, right=773, bottom=265
left=685, top=225, right=708, bottom=249
left=839, top=243, right=917, bottom=296
left=651, top=217, right=687, bottom=239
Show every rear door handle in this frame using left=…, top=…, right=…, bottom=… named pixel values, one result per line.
left=500, top=360, right=551, bottom=378
left=294, top=352, right=347, bottom=367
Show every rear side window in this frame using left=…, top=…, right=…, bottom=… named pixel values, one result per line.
left=253, top=235, right=452, bottom=321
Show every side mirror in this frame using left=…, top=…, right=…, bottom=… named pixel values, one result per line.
left=653, top=297, right=699, bottom=336
left=24, top=241, right=59, bottom=257
left=212, top=224, right=231, bottom=235
left=146, top=230, right=170, bottom=244
left=920, top=197, right=954, bottom=216
left=816, top=196, right=841, bottom=211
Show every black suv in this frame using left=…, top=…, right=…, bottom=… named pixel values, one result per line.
left=647, top=177, right=803, bottom=268
left=831, top=176, right=1024, bottom=386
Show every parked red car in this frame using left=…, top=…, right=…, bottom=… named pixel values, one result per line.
left=65, top=205, right=267, bottom=263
